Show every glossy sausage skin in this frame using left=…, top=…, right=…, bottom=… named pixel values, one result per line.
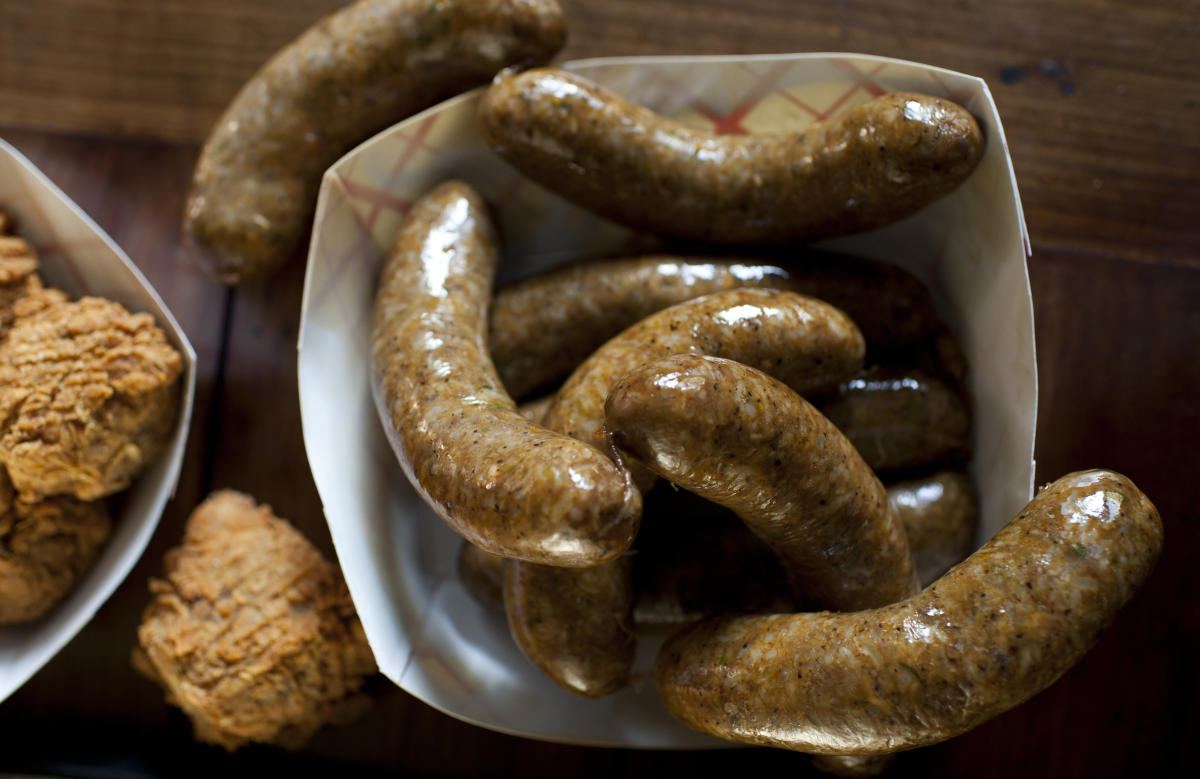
left=370, top=181, right=640, bottom=567
left=655, top=470, right=1163, bottom=754
left=478, top=68, right=984, bottom=245
left=544, top=288, right=865, bottom=462
left=505, top=556, right=635, bottom=698
left=819, top=367, right=970, bottom=473
left=186, top=0, right=566, bottom=284
left=888, top=470, right=978, bottom=587
left=490, top=253, right=937, bottom=399
left=606, top=355, right=918, bottom=611
left=504, top=289, right=861, bottom=696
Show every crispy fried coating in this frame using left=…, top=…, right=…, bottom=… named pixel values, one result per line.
left=0, top=232, right=53, bottom=341
left=0, top=296, right=183, bottom=501
left=134, top=491, right=377, bottom=750
left=0, top=468, right=112, bottom=625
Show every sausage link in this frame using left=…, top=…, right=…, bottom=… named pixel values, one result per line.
left=478, top=68, right=983, bottom=245
left=606, top=354, right=918, bottom=611
left=505, top=556, right=635, bottom=698
left=544, top=288, right=865, bottom=461
left=655, top=469, right=1163, bottom=754
left=490, top=253, right=937, bottom=400
left=370, top=181, right=640, bottom=567
left=186, top=0, right=566, bottom=284
left=632, top=474, right=980, bottom=626
left=818, top=367, right=970, bottom=473
left=501, top=287, right=862, bottom=696
left=888, top=470, right=978, bottom=587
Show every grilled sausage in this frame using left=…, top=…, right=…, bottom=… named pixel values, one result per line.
left=370, top=181, right=640, bottom=568
left=606, top=354, right=918, bottom=611
left=185, top=0, right=566, bottom=284
left=478, top=68, right=983, bottom=245
left=888, top=470, right=978, bottom=587
left=490, top=253, right=937, bottom=399
left=655, top=470, right=1162, bottom=754
left=818, top=367, right=970, bottom=473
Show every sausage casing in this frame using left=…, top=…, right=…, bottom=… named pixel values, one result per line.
left=606, top=354, right=917, bottom=611
left=655, top=470, right=1163, bottom=754
left=888, top=470, right=978, bottom=587
left=505, top=556, right=635, bottom=698
left=186, top=0, right=566, bottom=283
left=478, top=68, right=983, bottom=245
left=544, top=288, right=865, bottom=460
left=818, top=367, right=970, bottom=473
left=370, top=181, right=640, bottom=567
left=490, top=253, right=937, bottom=399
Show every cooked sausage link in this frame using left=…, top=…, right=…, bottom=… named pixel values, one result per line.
left=505, top=556, right=635, bottom=698
left=370, top=181, right=640, bottom=568
left=819, top=367, right=970, bottom=473
left=888, top=470, right=978, bottom=587
left=490, top=253, right=937, bottom=399
left=655, top=470, right=1162, bottom=754
left=478, top=68, right=984, bottom=245
left=504, top=289, right=861, bottom=696
left=606, top=354, right=917, bottom=611
left=544, top=288, right=865, bottom=463
left=186, top=0, right=566, bottom=283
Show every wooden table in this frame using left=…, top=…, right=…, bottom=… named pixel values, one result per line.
left=1, top=1, right=1197, bottom=776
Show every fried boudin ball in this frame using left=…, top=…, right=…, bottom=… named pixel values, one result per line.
left=134, top=491, right=377, bottom=750
left=0, top=296, right=183, bottom=502
left=0, top=468, right=111, bottom=625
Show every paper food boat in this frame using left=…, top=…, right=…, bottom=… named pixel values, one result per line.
left=298, top=53, right=1035, bottom=748
left=0, top=138, right=197, bottom=703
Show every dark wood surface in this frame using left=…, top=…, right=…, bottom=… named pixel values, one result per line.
left=1, top=1, right=1198, bottom=777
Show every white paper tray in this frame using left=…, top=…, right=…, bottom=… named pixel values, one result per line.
left=0, top=138, right=197, bottom=703
left=298, top=53, right=1036, bottom=748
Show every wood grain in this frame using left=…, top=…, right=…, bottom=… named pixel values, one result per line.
left=1, top=0, right=1196, bottom=266
left=0, top=1, right=1197, bottom=777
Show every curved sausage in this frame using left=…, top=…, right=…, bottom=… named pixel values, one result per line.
left=478, top=68, right=984, bottom=245
left=370, top=181, right=640, bottom=567
left=655, top=469, right=1163, bottom=754
left=605, top=354, right=918, bottom=611
left=505, top=556, right=635, bottom=698
left=544, top=288, right=865, bottom=462
left=185, top=0, right=566, bottom=284
left=504, top=289, right=861, bottom=695
left=888, top=470, right=978, bottom=587
left=489, top=253, right=937, bottom=399
left=818, top=367, right=970, bottom=473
